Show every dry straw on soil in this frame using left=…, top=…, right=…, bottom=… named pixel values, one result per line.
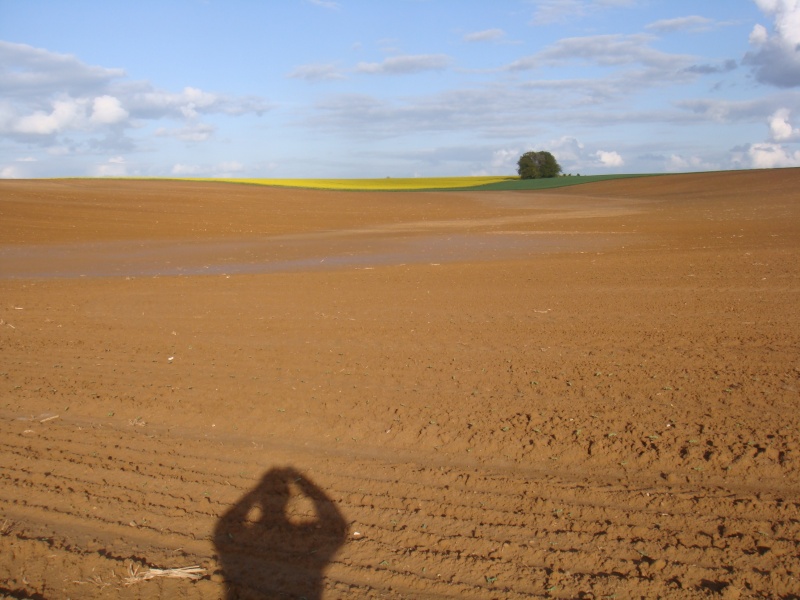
left=122, top=564, right=206, bottom=586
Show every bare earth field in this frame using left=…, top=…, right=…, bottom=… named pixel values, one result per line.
left=1, top=170, right=799, bottom=599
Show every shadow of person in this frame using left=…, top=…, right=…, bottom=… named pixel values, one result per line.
left=213, top=467, right=347, bottom=600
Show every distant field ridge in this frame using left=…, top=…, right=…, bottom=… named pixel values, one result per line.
left=170, top=173, right=660, bottom=191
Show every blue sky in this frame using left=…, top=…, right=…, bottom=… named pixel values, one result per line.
left=1, top=0, right=799, bottom=179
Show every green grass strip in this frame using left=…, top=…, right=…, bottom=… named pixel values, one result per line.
left=439, top=173, right=662, bottom=192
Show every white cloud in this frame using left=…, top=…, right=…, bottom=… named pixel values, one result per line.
left=0, top=41, right=270, bottom=155
left=490, top=148, right=520, bottom=171
left=181, top=87, right=217, bottom=117
left=14, top=97, right=87, bottom=134
left=769, top=108, right=799, bottom=141
left=532, top=137, right=627, bottom=172
left=0, top=40, right=125, bottom=98
left=17, top=156, right=37, bottom=162
left=7, top=93, right=129, bottom=136
left=749, top=23, right=769, bottom=45
left=756, top=0, right=800, bottom=47
left=596, top=150, right=624, bottom=167
left=356, top=54, right=451, bottom=75
left=129, top=86, right=219, bottom=119
left=90, top=95, right=129, bottom=124
left=744, top=0, right=800, bottom=87
left=748, top=142, right=800, bottom=168
left=464, top=29, right=506, bottom=43
left=548, top=136, right=586, bottom=162
left=123, top=83, right=271, bottom=119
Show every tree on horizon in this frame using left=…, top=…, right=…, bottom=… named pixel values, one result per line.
left=517, top=151, right=562, bottom=179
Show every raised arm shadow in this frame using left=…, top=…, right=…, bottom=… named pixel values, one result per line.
left=213, top=467, right=347, bottom=599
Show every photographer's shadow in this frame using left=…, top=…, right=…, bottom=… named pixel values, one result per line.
left=213, top=467, right=347, bottom=600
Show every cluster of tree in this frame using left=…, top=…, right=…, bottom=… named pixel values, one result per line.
left=517, top=151, right=562, bottom=179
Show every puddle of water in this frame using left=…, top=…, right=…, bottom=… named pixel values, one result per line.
left=0, top=231, right=622, bottom=279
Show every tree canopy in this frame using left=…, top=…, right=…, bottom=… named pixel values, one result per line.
left=517, top=151, right=562, bottom=179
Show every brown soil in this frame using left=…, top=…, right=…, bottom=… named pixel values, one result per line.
left=1, top=170, right=799, bottom=599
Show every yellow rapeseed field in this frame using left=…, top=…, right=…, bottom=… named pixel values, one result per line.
left=189, top=176, right=514, bottom=191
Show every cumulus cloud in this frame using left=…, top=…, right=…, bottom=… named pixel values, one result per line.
left=748, top=142, right=800, bottom=168
left=749, top=23, right=769, bottom=46
left=727, top=107, right=800, bottom=169
left=490, top=148, right=521, bottom=171
left=744, top=0, right=800, bottom=87
left=769, top=108, right=800, bottom=141
left=596, top=150, right=624, bottom=167
left=287, top=63, right=346, bottom=81
left=90, top=95, right=129, bottom=124
left=0, top=40, right=270, bottom=154
left=7, top=93, right=128, bottom=137
left=547, top=136, right=586, bottom=162
left=356, top=54, right=451, bottom=75
left=525, top=136, right=626, bottom=172
left=13, top=97, right=86, bottom=135
left=464, top=29, right=506, bottom=43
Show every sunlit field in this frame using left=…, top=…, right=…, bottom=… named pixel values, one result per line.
left=3, top=169, right=800, bottom=599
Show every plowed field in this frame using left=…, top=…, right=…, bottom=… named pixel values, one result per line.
left=1, top=170, right=799, bottom=599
